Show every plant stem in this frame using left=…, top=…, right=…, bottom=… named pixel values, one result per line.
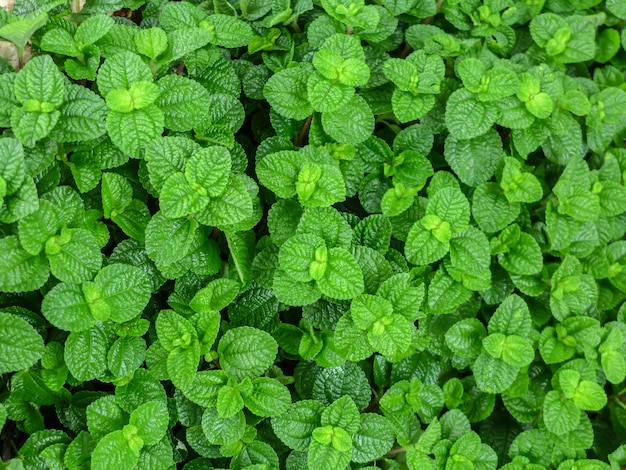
left=295, top=114, right=313, bottom=147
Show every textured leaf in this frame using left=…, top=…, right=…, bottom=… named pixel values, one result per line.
left=54, top=84, right=108, bottom=142
left=145, top=211, right=197, bottom=270
left=243, top=377, right=292, bottom=417
left=0, top=311, right=44, bottom=374
left=321, top=94, right=375, bottom=144
left=65, top=325, right=110, bottom=382
left=106, top=106, right=165, bottom=158
left=200, top=14, right=253, bottom=48
left=46, top=228, right=102, bottom=284
left=543, top=390, right=580, bottom=435
left=316, top=247, right=364, bottom=300
left=0, top=235, right=49, bottom=292
left=97, top=52, right=153, bottom=98
left=218, top=326, right=278, bottom=380
left=444, top=129, right=503, bottom=187
left=14, top=55, right=65, bottom=108
left=201, top=407, right=246, bottom=445
left=91, top=430, right=139, bottom=470
left=445, top=89, right=498, bottom=140
left=157, top=75, right=210, bottom=131
left=129, top=401, right=169, bottom=445
left=264, top=67, right=313, bottom=120
left=272, top=400, right=324, bottom=451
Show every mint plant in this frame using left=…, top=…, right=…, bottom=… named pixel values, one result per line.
left=1, top=0, right=626, bottom=469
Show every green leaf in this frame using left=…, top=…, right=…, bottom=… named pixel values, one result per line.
left=543, top=390, right=580, bottom=435
left=11, top=108, right=60, bottom=147
left=308, top=437, right=351, bottom=470
left=272, top=400, right=324, bottom=451
left=498, top=231, right=543, bottom=276
left=107, top=336, right=146, bottom=378
left=321, top=94, right=375, bottom=144
left=570, top=380, right=607, bottom=411
left=145, top=211, right=197, bottom=271
left=54, top=84, right=108, bottom=143
left=279, top=233, right=327, bottom=283
left=0, top=11, right=48, bottom=54
left=298, top=206, right=353, bottom=249
left=97, top=52, right=153, bottom=98
left=156, top=309, right=197, bottom=352
left=157, top=75, right=211, bottom=131
left=473, top=353, right=518, bottom=394
left=448, top=226, right=491, bottom=290
left=351, top=294, right=393, bottom=330
left=321, top=395, right=360, bottom=433
left=296, top=161, right=346, bottom=208
left=307, top=72, right=354, bottom=113
left=46, top=228, right=102, bottom=284
left=168, top=343, right=201, bottom=389
left=472, top=182, right=520, bottom=233
left=134, top=27, right=168, bottom=59
left=159, top=172, right=208, bottom=219
left=444, top=129, right=503, bottom=187
left=0, top=311, right=44, bottom=374
left=40, top=28, right=80, bottom=57
left=91, top=430, right=139, bottom=470
left=0, top=235, right=49, bottom=292
left=129, top=401, right=169, bottom=446
left=42, top=283, right=94, bottom=332
left=334, top=313, right=375, bottom=362
left=102, top=172, right=132, bottom=219
left=352, top=413, right=394, bottom=462
left=427, top=268, right=471, bottom=314
left=106, top=106, right=165, bottom=158
left=76, top=14, right=115, bottom=46
left=316, top=247, right=364, bottom=300
left=445, top=319, right=487, bottom=360
left=263, top=67, right=313, bottom=120
left=196, top=173, right=253, bottom=227
left=243, top=377, right=292, bottom=417
left=367, top=313, right=412, bottom=359
left=218, top=326, right=278, bottom=380
left=14, top=55, right=65, bottom=108
left=217, top=384, right=245, bottom=418
left=483, top=333, right=534, bottom=368
left=607, top=0, right=626, bottom=18
left=405, top=216, right=449, bottom=266
left=187, top=146, right=232, bottom=197
left=191, top=278, right=240, bottom=313
left=426, top=186, right=471, bottom=233
left=65, top=325, right=110, bottom=382
left=201, top=407, right=246, bottom=445
left=311, top=361, right=371, bottom=409
left=257, top=150, right=305, bottom=199
left=488, top=294, right=533, bottom=337
left=0, top=137, right=25, bottom=196
left=89, top=264, right=152, bottom=323
left=199, top=14, right=253, bottom=48
left=445, top=89, right=498, bottom=140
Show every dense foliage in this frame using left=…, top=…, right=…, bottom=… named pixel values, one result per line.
left=1, top=0, right=626, bottom=468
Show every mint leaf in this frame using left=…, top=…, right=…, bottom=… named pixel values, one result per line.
left=445, top=89, right=498, bottom=140
left=264, top=67, right=313, bottom=120
left=218, top=326, right=278, bottom=380
left=272, top=400, right=324, bottom=451
left=0, top=311, right=44, bottom=374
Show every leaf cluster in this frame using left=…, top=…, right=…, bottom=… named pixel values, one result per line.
left=1, top=0, right=626, bottom=469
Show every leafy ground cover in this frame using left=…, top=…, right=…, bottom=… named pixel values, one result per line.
left=1, top=0, right=626, bottom=468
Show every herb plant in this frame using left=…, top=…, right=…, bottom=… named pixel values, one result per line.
left=1, top=0, right=626, bottom=469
